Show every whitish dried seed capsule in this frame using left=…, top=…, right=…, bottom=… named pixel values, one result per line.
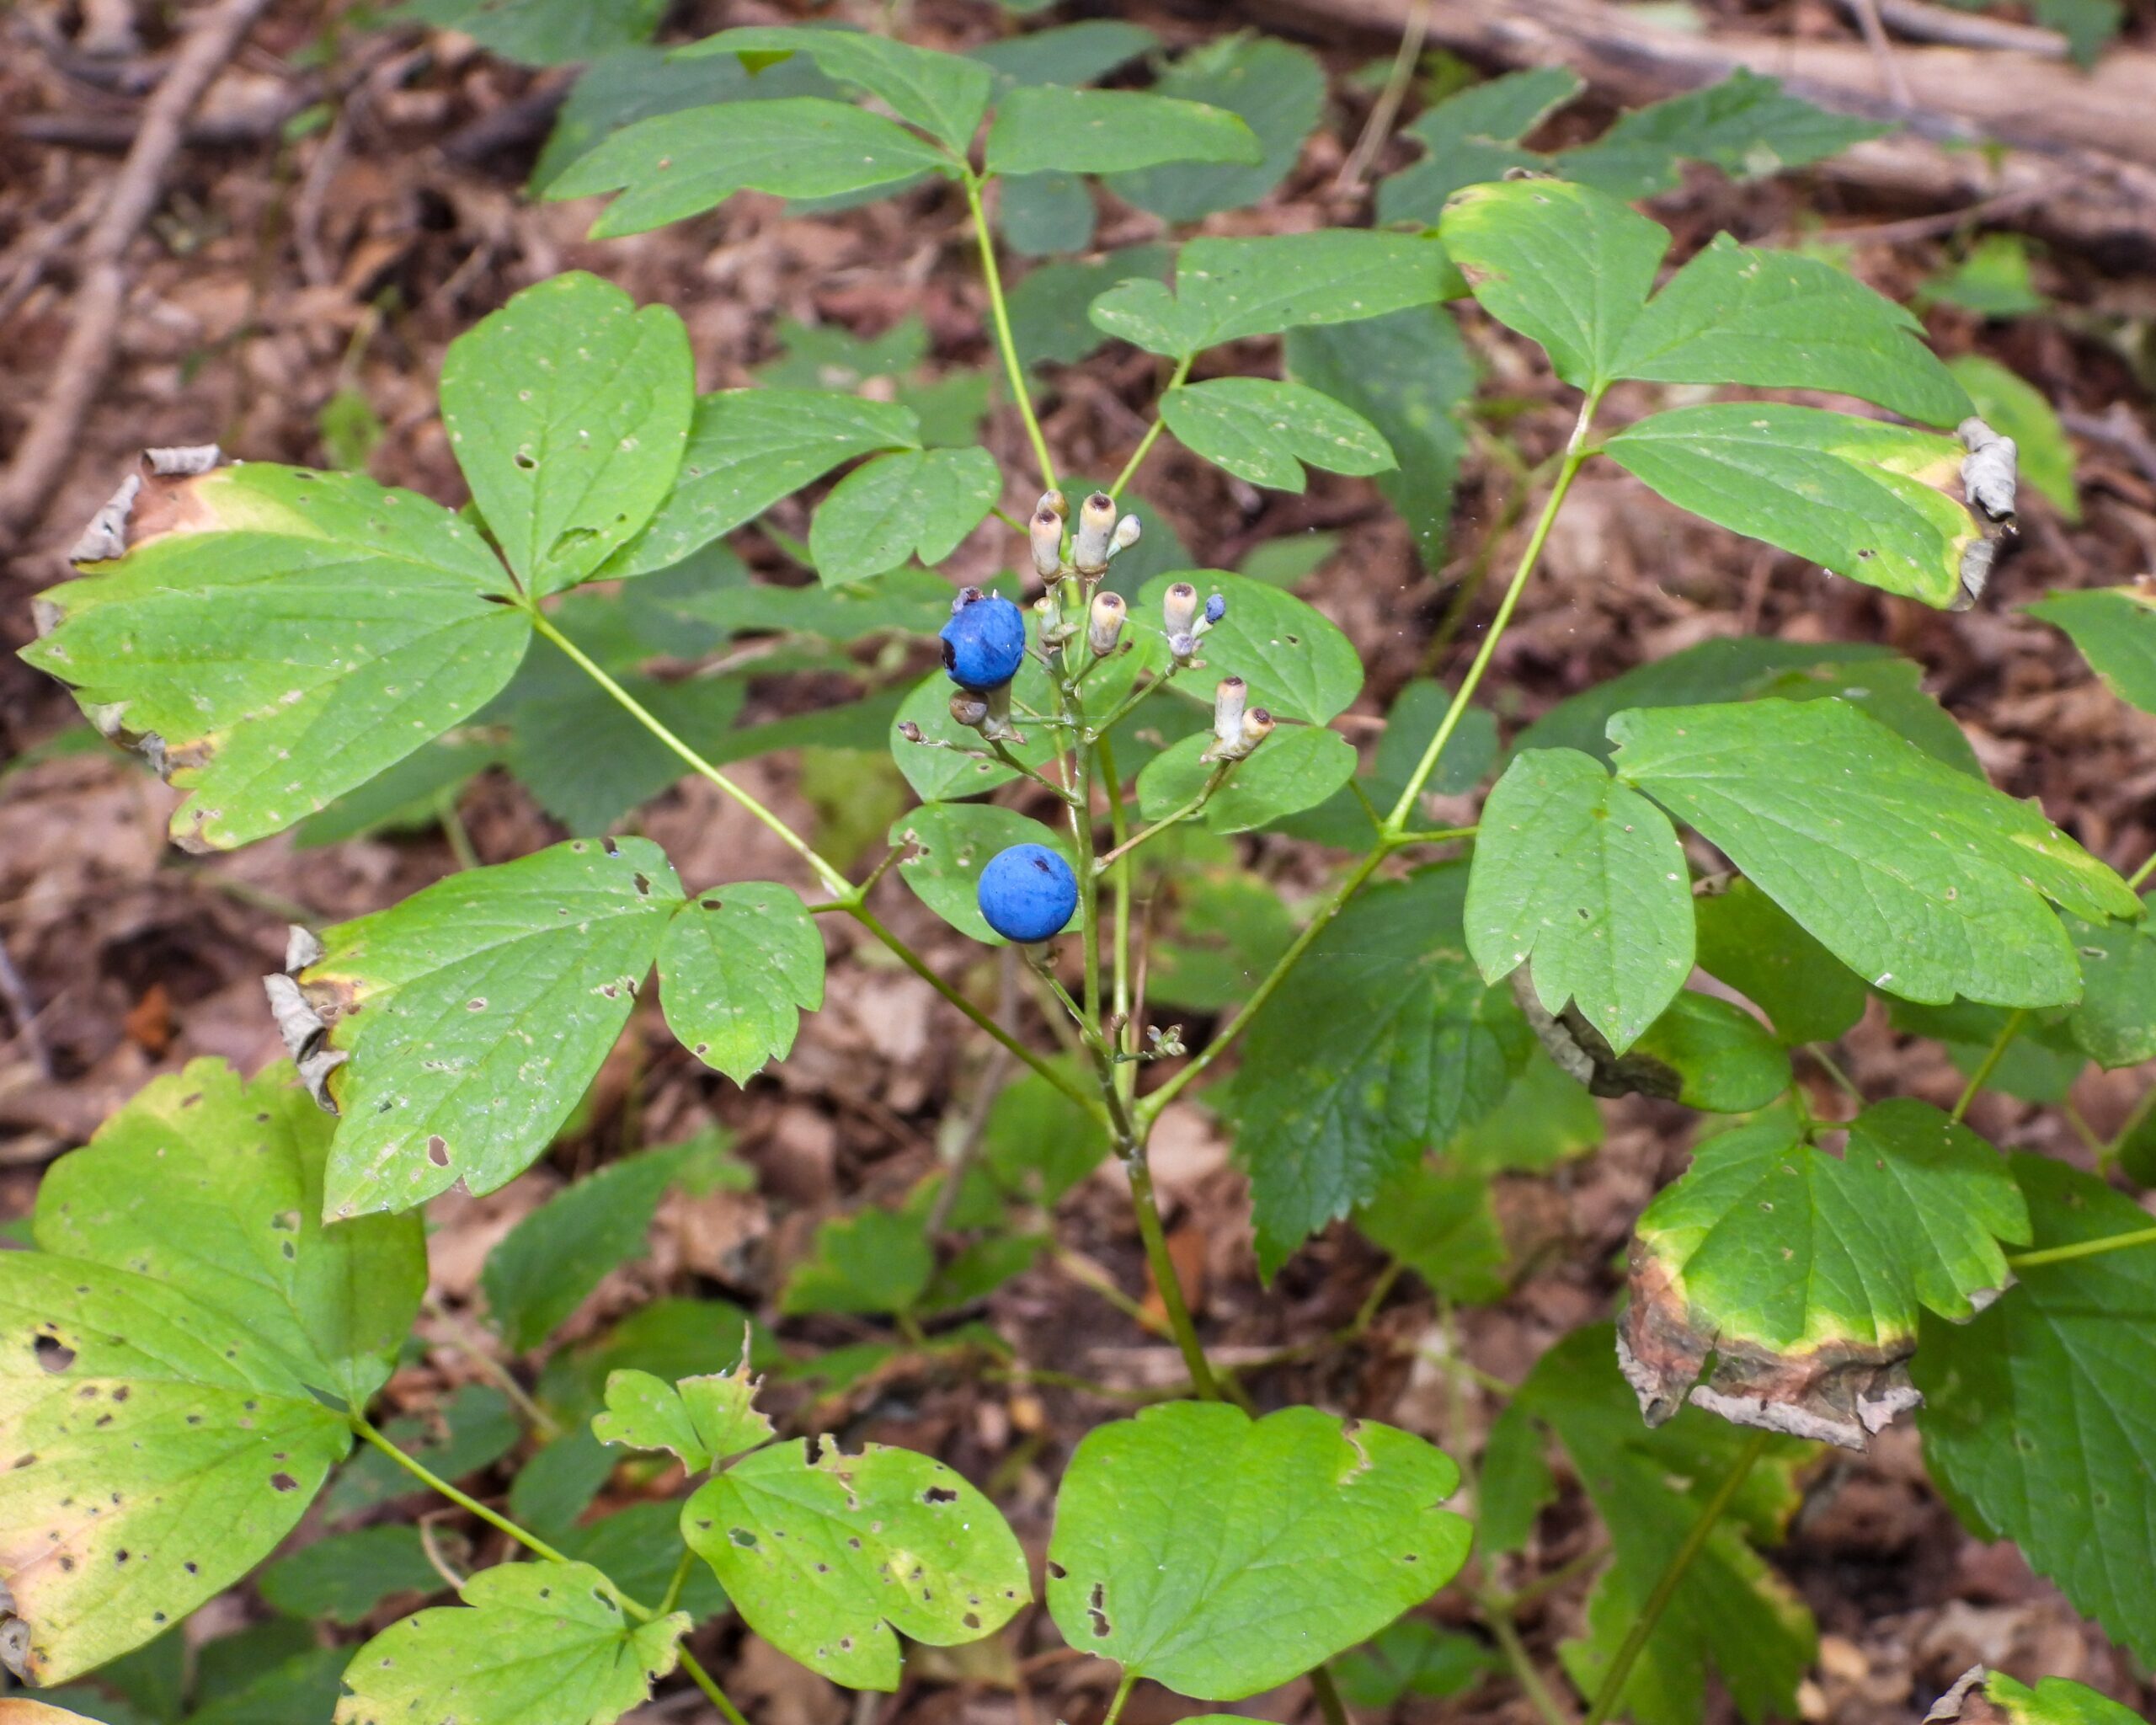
left=1163, top=581, right=1199, bottom=637
left=1089, top=591, right=1126, bottom=656
left=1072, top=491, right=1117, bottom=573
left=1030, top=505, right=1065, bottom=579
left=1110, top=514, right=1142, bottom=556
left=1212, top=676, right=1247, bottom=749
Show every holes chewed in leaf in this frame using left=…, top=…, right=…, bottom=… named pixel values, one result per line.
left=34, top=1334, right=74, bottom=1373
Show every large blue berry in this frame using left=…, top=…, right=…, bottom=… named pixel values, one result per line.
left=976, top=843, right=1078, bottom=943
left=940, top=592, right=1027, bottom=692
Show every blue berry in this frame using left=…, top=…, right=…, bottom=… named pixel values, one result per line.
left=976, top=844, right=1078, bottom=943
left=1203, top=592, right=1227, bottom=626
left=940, top=593, right=1027, bottom=692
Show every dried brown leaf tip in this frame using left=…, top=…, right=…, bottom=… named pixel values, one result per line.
left=1925, top=1668, right=2010, bottom=1725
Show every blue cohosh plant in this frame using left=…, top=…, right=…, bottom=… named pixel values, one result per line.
left=8, top=19, right=2156, bottom=1725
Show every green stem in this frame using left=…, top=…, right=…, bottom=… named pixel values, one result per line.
left=1094, top=771, right=1225, bottom=873
left=2107, top=1083, right=2156, bottom=1161
left=1129, top=1149, right=1222, bottom=1401
left=1310, top=1661, right=1352, bottom=1725
left=2007, top=1224, right=2156, bottom=1270
left=1951, top=1008, right=2025, bottom=1122
left=963, top=171, right=1057, bottom=490
left=2129, top=851, right=2156, bottom=891
left=1489, top=1610, right=1576, bottom=1725
left=350, top=1415, right=580, bottom=1576
left=1390, top=825, right=1478, bottom=848
left=1580, top=1430, right=1769, bottom=1725
left=1103, top=1671, right=1139, bottom=1725
left=1109, top=355, right=1193, bottom=500
left=657, top=1546, right=696, bottom=1616
left=530, top=610, right=851, bottom=899
left=680, top=1651, right=751, bottom=1725
left=1100, top=734, right=1134, bottom=1082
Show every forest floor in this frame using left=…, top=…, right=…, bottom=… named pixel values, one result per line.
left=3, top=0, right=2156, bottom=1721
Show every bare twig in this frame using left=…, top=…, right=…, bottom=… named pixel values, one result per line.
left=1850, top=0, right=2068, bottom=58
left=1336, top=0, right=1433, bottom=193
left=0, top=935, right=54, bottom=1081
left=1845, top=0, right=1914, bottom=109
left=0, top=0, right=275, bottom=552
left=2062, top=406, right=2156, bottom=490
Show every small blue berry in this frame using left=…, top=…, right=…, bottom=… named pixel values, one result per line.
left=977, top=843, right=1078, bottom=943
left=940, top=592, right=1027, bottom=692
left=1203, top=592, right=1227, bottom=626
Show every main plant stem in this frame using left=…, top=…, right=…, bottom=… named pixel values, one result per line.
left=963, top=171, right=1057, bottom=491
left=1580, top=1430, right=1769, bottom=1725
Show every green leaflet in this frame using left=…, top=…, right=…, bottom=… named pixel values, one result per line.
left=659, top=882, right=825, bottom=1084
left=983, top=1064, right=1106, bottom=1203
left=1694, top=874, right=1868, bottom=1045
left=406, top=0, right=660, bottom=65
left=1160, top=379, right=1393, bottom=493
left=998, top=172, right=1095, bottom=256
left=2027, top=585, right=2156, bottom=717
left=481, top=1137, right=743, bottom=1354
left=1101, top=32, right=1323, bottom=222
left=969, top=21, right=1157, bottom=92
left=1558, top=68, right=1884, bottom=199
left=1610, top=698, right=2139, bottom=1007
left=1285, top=304, right=1475, bottom=568
left=1447, top=1046, right=1604, bottom=1176
left=1045, top=1402, right=1469, bottom=1700
left=1915, top=1154, right=2156, bottom=1664
left=892, top=801, right=1074, bottom=946
left=1981, top=1673, right=2145, bottom=1725
left=593, top=1356, right=772, bottom=1473
left=1602, top=403, right=1983, bottom=608
left=1624, top=1101, right=2028, bottom=1447
left=1921, top=233, right=2047, bottom=319
left=21, top=463, right=528, bottom=852
left=547, top=98, right=956, bottom=238
left=34, top=1060, right=424, bottom=1409
left=552, top=1503, right=728, bottom=1625
left=2064, top=895, right=2156, bottom=1068
left=1331, top=1620, right=1500, bottom=1708
left=682, top=1439, right=1027, bottom=1690
left=257, top=1525, right=446, bottom=1626
left=1227, top=864, right=1530, bottom=1276
left=298, top=838, right=686, bottom=1218
left=1134, top=572, right=1362, bottom=725
left=1608, top=232, right=1969, bottom=428
left=1354, top=1164, right=1510, bottom=1304
left=1006, top=246, right=1174, bottom=371
left=440, top=273, right=693, bottom=596
left=1625, top=991, right=1791, bottom=1113
left=984, top=86, right=1262, bottom=177
left=1375, top=67, right=1582, bottom=224
left=779, top=1207, right=934, bottom=1319
left=1090, top=230, right=1459, bottom=360
left=1495, top=1327, right=1816, bottom=1725
left=1466, top=747, right=1694, bottom=1053
left=602, top=390, right=921, bottom=581
left=331, top=1561, right=687, bottom=1725
left=889, top=659, right=1063, bottom=801
left=0, top=1061, right=419, bottom=1682
left=679, top=27, right=992, bottom=154
left=1950, top=355, right=2079, bottom=519
left=808, top=446, right=1001, bottom=585
left=1136, top=725, right=1357, bottom=835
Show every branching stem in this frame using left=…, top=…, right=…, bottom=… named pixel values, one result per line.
left=2008, top=1224, right=2156, bottom=1270
left=1110, top=355, right=1193, bottom=499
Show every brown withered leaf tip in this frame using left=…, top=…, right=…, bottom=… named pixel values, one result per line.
left=262, top=923, right=350, bottom=1114
left=1924, top=1668, right=2008, bottom=1725
left=1617, top=1242, right=1924, bottom=1451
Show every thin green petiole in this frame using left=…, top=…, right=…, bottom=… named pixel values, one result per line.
left=2129, top=851, right=2156, bottom=891
left=962, top=170, right=1057, bottom=490
left=1109, top=354, right=1193, bottom=500
left=1094, top=767, right=1228, bottom=873
left=678, top=1652, right=750, bottom=1725
left=1951, top=1008, right=2025, bottom=1123
left=350, top=1414, right=581, bottom=1577
left=657, top=1546, right=696, bottom=1616
left=1103, top=1671, right=1139, bottom=1725
left=2007, top=1224, right=2156, bottom=1271
left=1309, top=1662, right=1352, bottom=1725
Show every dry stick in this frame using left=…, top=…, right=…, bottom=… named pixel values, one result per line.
left=0, top=934, right=53, bottom=1080
left=1334, top=0, right=1433, bottom=194
left=0, top=0, right=273, bottom=550
left=1846, top=0, right=1914, bottom=109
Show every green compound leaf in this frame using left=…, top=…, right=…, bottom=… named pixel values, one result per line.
left=2026, top=585, right=2156, bottom=717
left=593, top=1357, right=772, bottom=1474
left=1466, top=747, right=1693, bottom=1054
left=1228, top=864, right=1530, bottom=1277
left=679, top=27, right=992, bottom=155
left=482, top=1138, right=739, bottom=1354
left=1976, top=1672, right=2146, bottom=1725
left=298, top=837, right=685, bottom=1219
left=659, top=882, right=825, bottom=1085
left=0, top=1068, right=392, bottom=1681
left=1915, top=1154, right=2156, bottom=1664
left=332, top=1561, right=686, bottom=1725
left=1134, top=572, right=1363, bottom=725
left=548, top=98, right=955, bottom=238
left=780, top=1207, right=934, bottom=1320
left=1499, top=1327, right=1815, bottom=1725
left=1102, top=33, right=1323, bottom=222
left=1621, top=1101, right=2028, bottom=1449
left=1950, top=355, right=2079, bottom=520
left=1285, top=303, right=1475, bottom=568
left=808, top=446, right=1001, bottom=585
left=682, top=1439, right=1027, bottom=1690
left=257, top=1525, right=446, bottom=1626
left=984, top=86, right=1261, bottom=178
left=1136, top=726, right=1356, bottom=836
left=603, top=390, right=921, bottom=581
left=1045, top=1402, right=1469, bottom=1700
left=1603, top=404, right=1984, bottom=608
left=1609, top=698, right=2140, bottom=1007
left=1609, top=232, right=1970, bottom=427
left=440, top=273, right=693, bottom=597
left=1090, top=231, right=1458, bottom=360
left=35, top=1059, right=424, bottom=1410
left=21, top=463, right=528, bottom=852
left=2064, top=895, right=2156, bottom=1068
left=1694, top=874, right=1867, bottom=1045
left=891, top=801, right=1074, bottom=946
left=1438, top=179, right=1666, bottom=396
left=1161, top=379, right=1393, bottom=493
left=1559, top=68, right=1885, bottom=199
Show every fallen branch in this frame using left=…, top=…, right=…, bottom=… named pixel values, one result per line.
left=0, top=0, right=274, bottom=553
